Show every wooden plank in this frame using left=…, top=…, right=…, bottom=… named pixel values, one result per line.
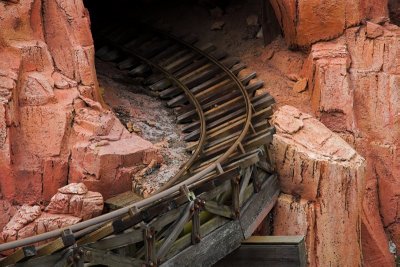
left=105, top=191, right=143, bottom=210
left=215, top=235, right=306, bottom=267
left=204, top=201, right=233, bottom=219
left=165, top=216, right=228, bottom=260
left=242, top=235, right=304, bottom=244
left=88, top=228, right=143, bottom=251
left=83, top=247, right=144, bottom=267
left=14, top=252, right=68, bottom=267
left=161, top=219, right=243, bottom=267
left=162, top=172, right=281, bottom=267
left=0, top=246, right=36, bottom=267
left=239, top=174, right=279, bottom=238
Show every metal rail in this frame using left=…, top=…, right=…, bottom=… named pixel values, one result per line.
left=0, top=25, right=275, bottom=266
left=154, top=28, right=253, bottom=192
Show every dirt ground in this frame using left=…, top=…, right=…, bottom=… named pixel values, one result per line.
left=140, top=0, right=312, bottom=113
left=97, top=61, right=190, bottom=195
left=97, top=0, right=311, bottom=192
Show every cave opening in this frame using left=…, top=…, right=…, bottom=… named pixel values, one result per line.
left=83, top=0, right=277, bottom=54
left=80, top=0, right=281, bottom=200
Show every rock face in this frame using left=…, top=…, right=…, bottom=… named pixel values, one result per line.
left=1, top=183, right=103, bottom=244
left=0, top=0, right=162, bottom=219
left=303, top=23, right=399, bottom=265
left=271, top=106, right=365, bottom=267
left=269, top=0, right=388, bottom=47
left=45, top=183, right=103, bottom=220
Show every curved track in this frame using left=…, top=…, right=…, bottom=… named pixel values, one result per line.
left=0, top=25, right=276, bottom=266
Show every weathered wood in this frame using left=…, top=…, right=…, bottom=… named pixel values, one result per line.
left=88, top=228, right=143, bottom=251
left=83, top=247, right=144, bottom=267
left=162, top=173, right=280, bottom=267
left=0, top=246, right=35, bottom=267
left=191, top=201, right=201, bottom=244
left=105, top=191, right=143, bottom=211
left=144, top=226, right=156, bottom=266
left=204, top=200, right=234, bottom=219
left=239, top=167, right=252, bottom=204
left=14, top=251, right=68, bottom=267
left=240, top=174, right=279, bottom=238
left=164, top=216, right=228, bottom=261
left=161, top=220, right=243, bottom=267
left=215, top=235, right=306, bottom=267
left=157, top=203, right=193, bottom=260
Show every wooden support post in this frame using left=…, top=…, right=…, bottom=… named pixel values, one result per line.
left=239, top=167, right=253, bottom=205
left=204, top=201, right=234, bottom=219
left=144, top=226, right=156, bottom=267
left=231, top=176, right=240, bottom=219
left=157, top=202, right=193, bottom=261
left=191, top=200, right=201, bottom=244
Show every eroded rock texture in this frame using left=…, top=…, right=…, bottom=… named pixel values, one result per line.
left=0, top=0, right=162, bottom=219
left=269, top=0, right=388, bottom=47
left=271, top=105, right=365, bottom=267
left=0, top=183, right=103, bottom=245
left=302, top=22, right=399, bottom=266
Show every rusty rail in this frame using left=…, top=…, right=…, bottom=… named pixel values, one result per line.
left=0, top=24, right=276, bottom=267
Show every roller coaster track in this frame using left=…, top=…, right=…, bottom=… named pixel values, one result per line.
left=0, top=24, right=278, bottom=267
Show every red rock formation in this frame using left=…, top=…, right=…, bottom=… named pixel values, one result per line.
left=268, top=1, right=399, bottom=264
left=303, top=22, right=399, bottom=265
left=45, top=183, right=103, bottom=220
left=0, top=201, right=16, bottom=231
left=269, top=0, right=388, bottom=47
left=1, top=183, right=103, bottom=244
left=271, top=105, right=365, bottom=266
left=0, top=0, right=162, bottom=216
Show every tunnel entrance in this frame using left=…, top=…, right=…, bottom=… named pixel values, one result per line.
left=83, top=0, right=277, bottom=59
left=81, top=0, right=282, bottom=200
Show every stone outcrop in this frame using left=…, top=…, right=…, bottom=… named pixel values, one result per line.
left=303, top=22, right=399, bottom=266
left=269, top=0, right=388, bottom=47
left=0, top=201, right=17, bottom=231
left=45, top=183, right=103, bottom=220
left=271, top=105, right=365, bottom=267
left=1, top=183, right=103, bottom=244
left=0, top=0, right=162, bottom=217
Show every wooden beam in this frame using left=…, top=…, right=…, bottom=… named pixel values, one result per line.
left=215, top=235, right=306, bottom=267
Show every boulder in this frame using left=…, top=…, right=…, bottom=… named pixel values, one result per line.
left=1, top=183, right=103, bottom=244
left=1, top=205, right=41, bottom=242
left=366, top=21, right=385, bottom=38
left=271, top=105, right=365, bottom=267
left=17, top=213, right=81, bottom=240
left=0, top=201, right=17, bottom=231
left=45, top=183, right=103, bottom=220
